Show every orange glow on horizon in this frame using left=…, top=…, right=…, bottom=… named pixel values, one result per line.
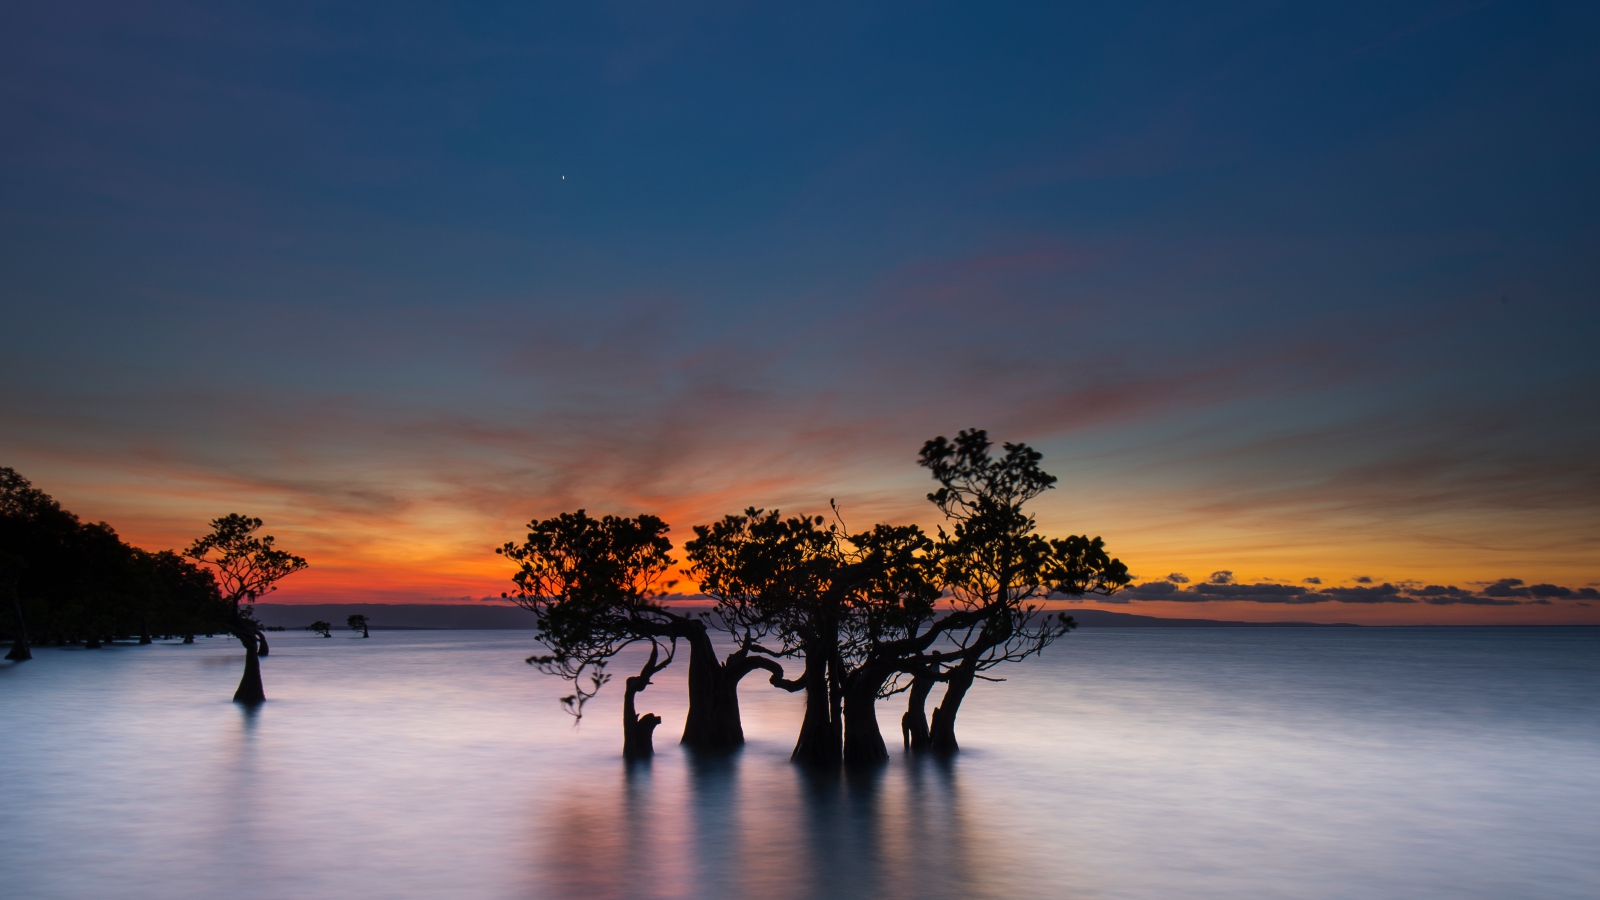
left=8, top=439, right=1596, bottom=627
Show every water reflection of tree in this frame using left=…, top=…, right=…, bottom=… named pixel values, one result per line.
left=536, top=765, right=691, bottom=900
left=198, top=704, right=266, bottom=888
left=790, top=762, right=992, bottom=900
left=530, top=751, right=1066, bottom=900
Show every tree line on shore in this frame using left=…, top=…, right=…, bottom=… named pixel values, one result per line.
left=1, top=467, right=305, bottom=702
left=500, top=430, right=1129, bottom=767
left=1, top=467, right=230, bottom=653
left=3, top=429, right=1129, bottom=768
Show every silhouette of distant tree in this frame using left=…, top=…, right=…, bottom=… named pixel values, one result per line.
left=910, top=430, right=1129, bottom=754
left=4, top=470, right=127, bottom=647
left=308, top=620, right=332, bottom=638
left=185, top=515, right=308, bottom=704
left=347, top=614, right=370, bottom=637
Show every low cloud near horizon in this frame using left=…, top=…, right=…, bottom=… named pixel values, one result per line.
left=1112, top=575, right=1600, bottom=607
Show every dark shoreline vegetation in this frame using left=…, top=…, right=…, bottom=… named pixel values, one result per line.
left=1, top=467, right=306, bottom=700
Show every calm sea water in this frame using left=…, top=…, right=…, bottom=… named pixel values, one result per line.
left=2, top=627, right=1596, bottom=900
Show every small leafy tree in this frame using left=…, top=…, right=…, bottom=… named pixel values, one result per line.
left=347, top=614, right=369, bottom=638
left=184, top=514, right=308, bottom=704
left=308, top=620, right=332, bottom=638
left=499, top=510, right=686, bottom=758
left=911, top=430, right=1129, bottom=754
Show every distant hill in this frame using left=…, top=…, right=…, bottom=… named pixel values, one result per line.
left=254, top=602, right=1356, bottom=630
left=254, top=603, right=535, bottom=630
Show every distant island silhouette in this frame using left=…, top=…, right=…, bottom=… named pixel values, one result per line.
left=252, top=603, right=1358, bottom=631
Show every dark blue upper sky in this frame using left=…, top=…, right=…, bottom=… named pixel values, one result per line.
left=2, top=1, right=1596, bottom=617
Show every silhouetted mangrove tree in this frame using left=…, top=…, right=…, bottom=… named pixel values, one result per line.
left=909, top=430, right=1130, bottom=753
left=184, top=514, right=308, bottom=704
left=498, top=511, right=750, bottom=758
left=503, top=431, right=1128, bottom=767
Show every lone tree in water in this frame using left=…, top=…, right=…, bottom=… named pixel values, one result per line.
left=308, top=620, right=332, bottom=638
left=185, top=515, right=308, bottom=704
left=908, top=430, right=1129, bottom=755
left=347, top=614, right=370, bottom=637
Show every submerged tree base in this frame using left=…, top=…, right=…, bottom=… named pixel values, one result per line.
left=622, top=640, right=674, bottom=760
left=928, top=706, right=959, bottom=755
left=623, top=712, right=662, bottom=759
left=233, top=670, right=265, bottom=704
left=233, top=630, right=266, bottom=704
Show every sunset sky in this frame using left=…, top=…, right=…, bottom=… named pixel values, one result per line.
left=2, top=1, right=1596, bottom=624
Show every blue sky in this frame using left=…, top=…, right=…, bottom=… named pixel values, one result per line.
left=2, top=1, right=1597, bottom=620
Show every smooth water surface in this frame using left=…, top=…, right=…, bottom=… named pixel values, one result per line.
left=2, top=628, right=1597, bottom=899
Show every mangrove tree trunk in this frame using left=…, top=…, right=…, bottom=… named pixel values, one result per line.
left=791, top=638, right=840, bottom=767
left=232, top=627, right=266, bottom=704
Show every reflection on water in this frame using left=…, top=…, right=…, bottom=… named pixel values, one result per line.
left=2, top=628, right=1597, bottom=899
left=531, top=736, right=1017, bottom=896
left=535, top=749, right=1032, bottom=900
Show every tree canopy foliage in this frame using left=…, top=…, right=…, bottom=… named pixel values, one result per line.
left=183, top=513, right=308, bottom=703
left=184, top=514, right=309, bottom=612
left=498, top=511, right=675, bottom=714
left=505, top=430, right=1129, bottom=766
left=909, top=429, right=1131, bottom=753
left=1, top=467, right=231, bottom=651
left=503, top=509, right=814, bottom=756
left=498, top=511, right=694, bottom=757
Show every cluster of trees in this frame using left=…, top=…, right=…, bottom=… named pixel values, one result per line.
left=500, top=431, right=1130, bottom=766
left=1, top=467, right=308, bottom=703
left=1, top=467, right=229, bottom=655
